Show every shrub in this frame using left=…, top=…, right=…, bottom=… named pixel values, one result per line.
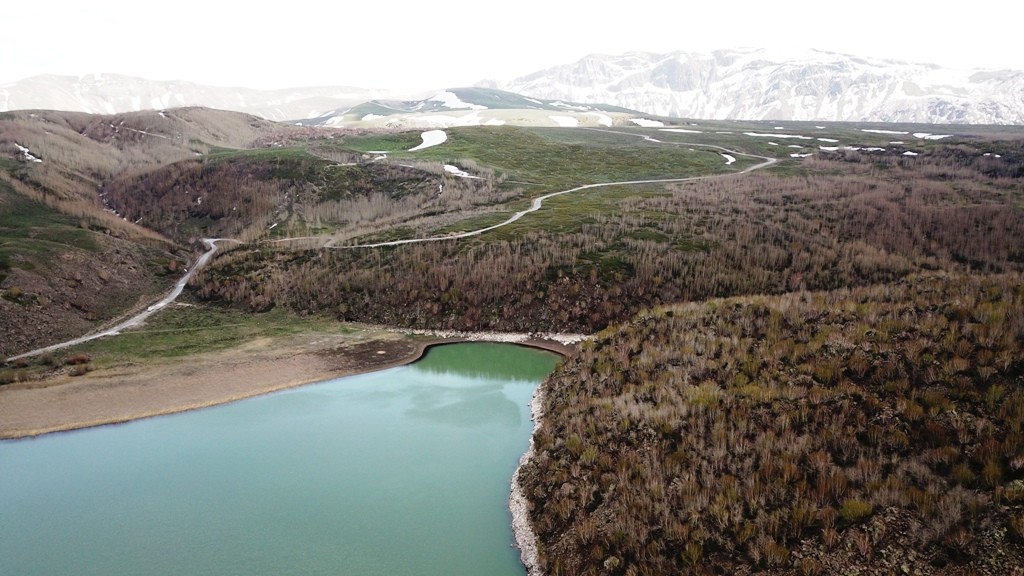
left=69, top=364, right=93, bottom=377
left=839, top=499, right=873, bottom=525
left=65, top=353, right=92, bottom=366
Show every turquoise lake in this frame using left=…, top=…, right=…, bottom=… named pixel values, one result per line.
left=0, top=342, right=560, bottom=576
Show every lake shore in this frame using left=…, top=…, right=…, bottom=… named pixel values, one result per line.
left=0, top=328, right=579, bottom=440
left=510, top=383, right=547, bottom=576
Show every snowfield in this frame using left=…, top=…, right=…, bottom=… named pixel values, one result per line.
left=745, top=132, right=812, bottom=140
left=862, top=129, right=909, bottom=135
left=548, top=115, right=579, bottom=127
left=660, top=128, right=702, bottom=134
left=631, top=118, right=665, bottom=127
left=430, top=90, right=487, bottom=110
left=409, top=130, right=448, bottom=151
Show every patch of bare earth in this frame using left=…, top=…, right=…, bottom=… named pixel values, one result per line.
left=0, top=330, right=436, bottom=439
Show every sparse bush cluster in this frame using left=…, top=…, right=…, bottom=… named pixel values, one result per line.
left=191, top=150, right=1024, bottom=335
left=103, top=149, right=512, bottom=244
left=520, top=273, right=1024, bottom=574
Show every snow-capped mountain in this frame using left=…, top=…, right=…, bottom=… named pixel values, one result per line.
left=5, top=49, right=1024, bottom=125
left=494, top=49, right=1024, bottom=124
left=0, top=74, right=401, bottom=121
left=298, top=87, right=643, bottom=128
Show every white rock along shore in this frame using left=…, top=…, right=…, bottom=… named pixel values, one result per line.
left=510, top=384, right=546, bottom=576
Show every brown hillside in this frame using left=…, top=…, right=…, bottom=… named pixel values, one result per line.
left=521, top=273, right=1024, bottom=575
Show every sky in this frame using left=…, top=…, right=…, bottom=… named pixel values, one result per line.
left=4, top=1, right=1022, bottom=92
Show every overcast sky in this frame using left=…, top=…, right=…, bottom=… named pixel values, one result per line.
left=4, top=1, right=1021, bottom=91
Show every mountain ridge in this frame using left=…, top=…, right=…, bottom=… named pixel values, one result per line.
left=3, top=48, right=1024, bottom=124
left=0, top=73, right=405, bottom=122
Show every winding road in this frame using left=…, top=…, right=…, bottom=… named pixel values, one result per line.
left=6, top=239, right=238, bottom=362
left=285, top=136, right=776, bottom=249
left=6, top=135, right=776, bottom=361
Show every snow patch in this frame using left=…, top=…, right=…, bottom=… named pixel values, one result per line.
left=484, top=118, right=506, bottom=126
left=903, top=151, right=919, bottom=156
left=863, top=147, right=886, bottom=152
left=584, top=112, right=613, bottom=127
left=362, top=113, right=385, bottom=121
left=430, top=90, right=487, bottom=110
left=631, top=118, right=665, bottom=127
left=745, top=132, right=812, bottom=140
left=721, top=154, right=736, bottom=165
left=790, top=153, right=814, bottom=158
left=768, top=142, right=779, bottom=146
left=552, top=101, right=589, bottom=111
left=862, top=129, right=909, bottom=135
left=444, top=164, right=481, bottom=179
left=409, top=130, right=447, bottom=151
left=913, top=132, right=952, bottom=140
left=889, top=141, right=905, bottom=145
left=660, top=128, right=702, bottom=134
left=817, top=137, right=839, bottom=143
left=548, top=115, right=579, bottom=127
left=788, top=145, right=803, bottom=148
left=14, top=143, right=42, bottom=163
left=819, top=146, right=839, bottom=151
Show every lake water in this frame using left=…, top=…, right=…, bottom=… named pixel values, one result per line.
left=0, top=342, right=559, bottom=576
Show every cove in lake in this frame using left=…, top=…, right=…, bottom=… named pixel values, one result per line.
left=0, top=342, right=559, bottom=576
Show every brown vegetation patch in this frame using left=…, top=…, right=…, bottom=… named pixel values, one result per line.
left=519, top=273, right=1024, bottom=574
left=193, top=149, right=1024, bottom=336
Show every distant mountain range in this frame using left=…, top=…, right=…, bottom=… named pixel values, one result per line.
left=492, top=48, right=1024, bottom=124
left=3, top=48, right=1023, bottom=124
left=0, top=74, right=398, bottom=122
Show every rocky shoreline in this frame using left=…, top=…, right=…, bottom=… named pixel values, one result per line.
left=510, top=384, right=546, bottom=576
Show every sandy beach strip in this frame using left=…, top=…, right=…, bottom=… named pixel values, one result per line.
left=0, top=333, right=439, bottom=440
left=0, top=331, right=578, bottom=440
